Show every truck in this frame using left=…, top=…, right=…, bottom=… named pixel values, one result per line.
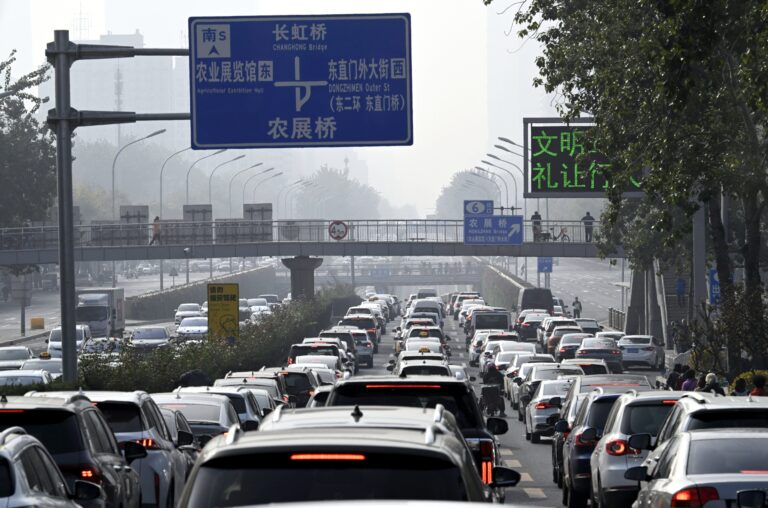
left=75, top=287, right=125, bottom=338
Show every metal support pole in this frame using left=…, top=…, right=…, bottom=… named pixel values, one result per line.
left=621, top=258, right=626, bottom=313
left=692, top=206, right=707, bottom=321
left=351, top=256, right=356, bottom=288
left=20, top=296, right=25, bottom=336
left=49, top=30, right=77, bottom=383
left=186, top=257, right=190, bottom=284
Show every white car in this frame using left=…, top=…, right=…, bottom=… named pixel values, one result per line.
left=617, top=335, right=666, bottom=369
left=504, top=354, right=555, bottom=403
left=525, top=378, right=573, bottom=443
left=0, top=346, right=33, bottom=370
left=0, top=369, right=52, bottom=386
left=174, top=303, right=202, bottom=325
left=46, top=325, right=92, bottom=358
left=177, top=317, right=208, bottom=340
left=20, top=358, right=63, bottom=380
left=294, top=354, right=342, bottom=371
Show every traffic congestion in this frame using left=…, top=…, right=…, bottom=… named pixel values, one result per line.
left=0, top=284, right=766, bottom=507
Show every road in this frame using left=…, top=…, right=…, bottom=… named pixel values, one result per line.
left=547, top=258, right=628, bottom=323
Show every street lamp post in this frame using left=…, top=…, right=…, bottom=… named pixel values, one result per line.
left=245, top=171, right=283, bottom=205
left=469, top=172, right=504, bottom=209
left=207, top=154, right=245, bottom=212
left=242, top=168, right=276, bottom=206
left=474, top=167, right=510, bottom=212
left=112, top=128, right=166, bottom=219
left=159, top=147, right=191, bottom=219
left=185, top=149, right=226, bottom=205
left=252, top=172, right=284, bottom=202
left=280, top=180, right=310, bottom=218
left=276, top=179, right=304, bottom=218
left=228, top=163, right=265, bottom=217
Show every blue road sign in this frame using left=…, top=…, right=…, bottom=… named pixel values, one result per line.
left=464, top=200, right=494, bottom=217
left=709, top=267, right=720, bottom=305
left=189, top=14, right=413, bottom=149
left=538, top=257, right=553, bottom=273
left=464, top=215, right=523, bottom=245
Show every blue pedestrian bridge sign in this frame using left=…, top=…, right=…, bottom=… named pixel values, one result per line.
left=189, top=14, right=413, bottom=149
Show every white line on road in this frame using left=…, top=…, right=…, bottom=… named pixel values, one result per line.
left=519, top=472, right=533, bottom=482
left=523, top=488, right=547, bottom=499
left=504, top=459, right=522, bottom=468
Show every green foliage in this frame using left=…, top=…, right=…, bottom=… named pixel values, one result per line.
left=729, top=370, right=768, bottom=394
left=75, top=286, right=356, bottom=392
left=295, top=167, right=383, bottom=219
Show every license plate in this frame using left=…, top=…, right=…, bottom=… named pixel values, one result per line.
left=627, top=348, right=638, bottom=353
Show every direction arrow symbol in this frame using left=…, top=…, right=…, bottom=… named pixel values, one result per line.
left=508, top=223, right=521, bottom=237
left=208, top=45, right=220, bottom=56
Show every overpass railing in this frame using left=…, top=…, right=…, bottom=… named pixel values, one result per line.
left=0, top=219, right=600, bottom=251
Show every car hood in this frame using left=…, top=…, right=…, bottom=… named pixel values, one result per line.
left=176, top=311, right=201, bottom=318
left=0, top=360, right=26, bottom=369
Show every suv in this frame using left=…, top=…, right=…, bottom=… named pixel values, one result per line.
left=0, top=426, right=102, bottom=507
left=0, top=394, right=144, bottom=508
left=259, top=367, right=320, bottom=408
left=46, top=325, right=92, bottom=359
left=175, top=386, right=261, bottom=430
left=27, top=390, right=188, bottom=508
left=337, top=315, right=380, bottom=343
left=177, top=408, right=518, bottom=506
left=590, top=391, right=685, bottom=507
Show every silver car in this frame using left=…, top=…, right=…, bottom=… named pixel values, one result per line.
left=176, top=317, right=208, bottom=340
left=628, top=429, right=768, bottom=508
left=524, top=379, right=572, bottom=443
left=617, top=335, right=665, bottom=369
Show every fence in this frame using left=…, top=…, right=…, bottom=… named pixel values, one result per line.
left=608, top=307, right=626, bottom=331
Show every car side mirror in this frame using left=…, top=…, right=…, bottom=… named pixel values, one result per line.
left=554, top=420, right=570, bottom=433
left=624, top=466, right=649, bottom=482
left=737, top=490, right=767, bottom=508
left=513, top=377, right=523, bottom=385
left=242, top=420, right=259, bottom=431
left=121, top=441, right=147, bottom=464
left=73, top=480, right=102, bottom=501
left=486, top=417, right=509, bottom=435
left=580, top=427, right=598, bottom=442
left=176, top=429, right=194, bottom=447
left=628, top=433, right=653, bottom=450
left=491, top=466, right=520, bottom=488
left=198, top=434, right=213, bottom=447
left=386, top=365, right=394, bottom=372
left=549, top=396, right=562, bottom=408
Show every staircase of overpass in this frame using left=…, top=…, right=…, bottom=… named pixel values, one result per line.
left=0, top=219, right=622, bottom=266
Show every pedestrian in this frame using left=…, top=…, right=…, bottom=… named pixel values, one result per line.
left=694, top=373, right=707, bottom=391
left=680, top=369, right=698, bottom=391
left=572, top=296, right=583, bottom=318
left=665, top=364, right=682, bottom=391
left=676, top=365, right=690, bottom=390
left=750, top=374, right=767, bottom=396
left=581, top=211, right=595, bottom=242
left=731, top=378, right=749, bottom=396
left=700, top=373, right=724, bottom=395
left=531, top=211, right=543, bottom=241
left=149, top=216, right=161, bottom=245
left=675, top=277, right=686, bottom=307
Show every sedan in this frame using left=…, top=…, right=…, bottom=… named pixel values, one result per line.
left=129, top=326, right=172, bottom=351
left=525, top=379, right=572, bottom=443
left=177, top=317, right=208, bottom=340
left=555, top=333, right=592, bottom=361
left=575, top=337, right=624, bottom=372
left=0, top=346, right=33, bottom=370
left=628, top=429, right=768, bottom=508
left=618, top=334, right=665, bottom=369
left=174, top=303, right=202, bottom=325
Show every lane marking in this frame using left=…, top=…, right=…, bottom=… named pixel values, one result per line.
left=519, top=472, right=533, bottom=482
left=500, top=449, right=514, bottom=458
left=523, top=488, right=547, bottom=499
left=504, top=459, right=522, bottom=468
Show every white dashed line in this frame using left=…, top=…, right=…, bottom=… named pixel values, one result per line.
left=504, top=459, right=521, bottom=468
left=519, top=472, right=533, bottom=482
left=523, top=488, right=547, bottom=499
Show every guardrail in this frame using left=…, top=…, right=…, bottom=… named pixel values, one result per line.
left=0, top=219, right=600, bottom=251
left=608, top=307, right=626, bottom=331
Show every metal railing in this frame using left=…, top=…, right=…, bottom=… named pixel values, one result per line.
left=0, top=219, right=600, bottom=251
left=608, top=307, right=626, bottom=331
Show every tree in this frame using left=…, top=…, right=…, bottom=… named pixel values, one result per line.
left=294, top=167, right=383, bottom=219
left=510, top=0, right=768, bottom=369
left=434, top=171, right=499, bottom=218
left=0, top=51, right=56, bottom=227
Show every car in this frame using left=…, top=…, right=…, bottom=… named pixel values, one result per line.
left=552, top=393, right=590, bottom=489
left=336, top=315, right=380, bottom=344
left=392, top=358, right=452, bottom=377
left=468, top=329, right=504, bottom=366
left=27, top=390, right=188, bottom=508
left=548, top=327, right=586, bottom=356
left=590, top=391, right=685, bottom=507
left=288, top=342, right=342, bottom=366
left=404, top=339, right=443, bottom=354
left=305, top=385, right=335, bottom=407
left=221, top=371, right=292, bottom=406
left=176, top=409, right=518, bottom=506
left=0, top=369, right=52, bottom=387
left=517, top=364, right=586, bottom=422
left=160, top=407, right=200, bottom=479
left=617, top=334, right=666, bottom=369
left=80, top=338, right=124, bottom=368
left=176, top=317, right=208, bottom=340
left=518, top=313, right=549, bottom=341
left=176, top=386, right=261, bottom=429
left=560, top=358, right=611, bottom=375
left=128, top=326, right=172, bottom=352
left=504, top=353, right=556, bottom=403
left=517, top=287, right=554, bottom=315
left=0, top=426, right=103, bottom=507
left=560, top=388, right=623, bottom=508
left=151, top=392, right=240, bottom=444
left=558, top=373, right=655, bottom=418
left=200, top=301, right=208, bottom=316
left=325, top=376, right=510, bottom=491
left=574, top=337, right=623, bottom=373
left=525, top=379, right=573, bottom=443
left=20, top=357, right=63, bottom=379
left=351, top=330, right=374, bottom=368
left=237, top=387, right=278, bottom=418
left=174, top=303, right=202, bottom=325
left=0, top=394, right=144, bottom=508
left=246, top=298, right=269, bottom=312
left=539, top=318, right=579, bottom=348
left=596, top=331, right=625, bottom=342
left=294, top=354, right=343, bottom=371
left=628, top=429, right=768, bottom=508
left=46, top=325, right=92, bottom=359
left=0, top=346, right=34, bottom=370
left=554, top=305, right=565, bottom=316
left=258, top=367, right=321, bottom=408
left=516, top=308, right=550, bottom=329
left=574, top=318, right=602, bottom=335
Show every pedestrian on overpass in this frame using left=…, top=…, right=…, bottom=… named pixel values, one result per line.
left=149, top=216, right=162, bottom=245
left=531, top=211, right=542, bottom=241
left=581, top=211, right=595, bottom=242
left=675, top=277, right=686, bottom=306
left=572, top=296, right=582, bottom=318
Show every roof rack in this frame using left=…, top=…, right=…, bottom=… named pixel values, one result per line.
left=0, top=426, right=27, bottom=446
left=680, top=393, right=708, bottom=404
left=225, top=423, right=242, bottom=445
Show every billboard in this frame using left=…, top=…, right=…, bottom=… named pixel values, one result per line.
left=207, top=283, right=239, bottom=343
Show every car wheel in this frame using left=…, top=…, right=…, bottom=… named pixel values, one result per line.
left=367, top=359, right=374, bottom=368
left=524, top=426, right=531, bottom=440
left=561, top=480, right=569, bottom=505
left=566, top=482, right=587, bottom=508
left=557, top=468, right=563, bottom=489
left=531, top=431, right=541, bottom=444
left=517, top=408, right=524, bottom=422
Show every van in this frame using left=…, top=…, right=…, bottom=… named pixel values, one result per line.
left=517, top=288, right=554, bottom=315
left=416, top=288, right=438, bottom=299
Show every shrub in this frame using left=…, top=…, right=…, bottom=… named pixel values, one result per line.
left=729, top=369, right=768, bottom=394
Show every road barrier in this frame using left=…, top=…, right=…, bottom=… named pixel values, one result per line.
left=608, top=307, right=626, bottom=331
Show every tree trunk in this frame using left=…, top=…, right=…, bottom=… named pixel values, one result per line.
left=707, top=197, right=732, bottom=296
left=741, top=191, right=766, bottom=369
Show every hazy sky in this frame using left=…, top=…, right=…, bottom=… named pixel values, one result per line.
left=0, top=0, right=557, bottom=216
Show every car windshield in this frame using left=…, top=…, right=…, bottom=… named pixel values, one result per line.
left=280, top=373, right=313, bottom=393
left=180, top=318, right=207, bottom=327
left=541, top=381, right=571, bottom=395
left=290, top=345, right=337, bottom=359
left=97, top=402, right=144, bottom=433
left=178, top=304, right=200, bottom=312
left=687, top=438, right=768, bottom=475
left=186, top=452, right=466, bottom=506
left=132, top=328, right=168, bottom=339
left=619, top=336, right=652, bottom=345
left=475, top=314, right=509, bottom=329
left=555, top=329, right=582, bottom=338
left=0, top=349, right=28, bottom=361
left=83, top=340, right=123, bottom=353
left=408, top=329, right=442, bottom=338
left=339, top=318, right=375, bottom=329
left=75, top=306, right=108, bottom=321
left=571, top=363, right=609, bottom=375
left=21, top=360, right=62, bottom=373
left=158, top=402, right=221, bottom=423
left=620, top=402, right=676, bottom=436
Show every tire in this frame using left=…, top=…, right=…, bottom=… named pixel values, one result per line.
left=557, top=468, right=563, bottom=489
left=512, top=399, right=519, bottom=410
left=367, top=359, right=374, bottom=368
left=525, top=427, right=531, bottom=440
left=517, top=408, right=523, bottom=422
left=531, top=431, right=541, bottom=444
left=566, top=481, right=587, bottom=508
left=562, top=481, right=568, bottom=506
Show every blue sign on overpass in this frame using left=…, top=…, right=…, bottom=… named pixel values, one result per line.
left=189, top=14, right=413, bottom=149
left=464, top=215, right=523, bottom=245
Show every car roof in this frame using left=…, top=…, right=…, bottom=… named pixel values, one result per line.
left=335, top=375, right=468, bottom=387
left=616, top=390, right=687, bottom=404
left=399, top=359, right=448, bottom=367
left=152, top=392, right=232, bottom=405
left=176, top=386, right=246, bottom=397
left=685, top=428, right=768, bottom=440
left=26, top=390, right=147, bottom=403
left=675, top=392, right=768, bottom=408
left=561, top=358, right=608, bottom=365
left=0, top=394, right=90, bottom=410
left=0, top=346, right=29, bottom=351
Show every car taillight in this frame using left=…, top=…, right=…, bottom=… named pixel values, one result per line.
left=611, top=350, right=622, bottom=355
left=560, top=348, right=567, bottom=353
left=287, top=357, right=294, bottom=365
left=576, top=350, right=587, bottom=355
left=575, top=432, right=597, bottom=447
left=671, top=487, right=719, bottom=508
left=605, top=439, right=639, bottom=456
left=510, top=369, right=519, bottom=377
left=522, top=323, right=530, bottom=327
left=63, top=465, right=102, bottom=484
left=135, top=438, right=161, bottom=450
left=479, top=439, right=495, bottom=484
left=535, top=401, right=553, bottom=410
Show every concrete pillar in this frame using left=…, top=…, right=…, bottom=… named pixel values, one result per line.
left=647, top=270, right=664, bottom=339
left=625, top=269, right=646, bottom=334
left=281, top=256, right=323, bottom=300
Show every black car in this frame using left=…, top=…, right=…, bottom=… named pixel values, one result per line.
left=261, top=367, right=320, bottom=408
left=554, top=333, right=591, bottom=361
left=160, top=407, right=200, bottom=479
left=0, top=395, right=145, bottom=508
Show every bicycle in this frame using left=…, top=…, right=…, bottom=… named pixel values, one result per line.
left=549, top=226, right=570, bottom=242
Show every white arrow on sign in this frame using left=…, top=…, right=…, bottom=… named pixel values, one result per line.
left=508, top=223, right=521, bottom=237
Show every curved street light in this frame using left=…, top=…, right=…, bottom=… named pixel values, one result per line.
left=207, top=154, right=245, bottom=209
left=276, top=179, right=305, bottom=218
left=242, top=168, right=275, bottom=205
left=185, top=149, right=227, bottom=205
left=252, top=171, right=285, bottom=202
left=474, top=167, right=509, bottom=211
left=285, top=180, right=314, bottom=218
left=112, top=128, right=166, bottom=219
left=469, top=171, right=503, bottom=207
left=228, top=163, right=265, bottom=217
left=159, top=147, right=191, bottom=218
left=498, top=136, right=531, bottom=152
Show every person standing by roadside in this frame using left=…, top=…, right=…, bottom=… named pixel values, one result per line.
left=149, top=216, right=161, bottom=245
left=572, top=296, right=583, bottom=318
left=701, top=373, right=725, bottom=395
left=680, top=369, right=698, bottom=391
left=675, top=277, right=686, bottom=307
left=531, top=211, right=542, bottom=241
left=731, top=378, right=749, bottom=396
left=750, top=374, right=767, bottom=396
left=581, top=211, right=595, bottom=242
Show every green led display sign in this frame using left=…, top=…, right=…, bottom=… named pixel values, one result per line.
left=523, top=118, right=642, bottom=197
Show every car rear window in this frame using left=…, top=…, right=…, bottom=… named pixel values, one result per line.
left=280, top=373, right=313, bottom=393
left=96, top=402, right=144, bottom=433
left=587, top=398, right=620, bottom=428
left=688, top=410, right=768, bottom=430
left=534, top=368, right=583, bottom=380
left=339, top=318, right=376, bottom=329
left=0, top=458, right=11, bottom=497
left=290, top=345, right=338, bottom=359
left=408, top=329, right=442, bottom=338
left=620, top=337, right=651, bottom=345
left=158, top=403, right=220, bottom=423
left=329, top=383, right=479, bottom=429
left=0, top=410, right=83, bottom=455
left=402, top=366, right=450, bottom=376
left=561, top=336, right=587, bottom=345
left=219, top=395, right=246, bottom=414
left=620, top=402, right=676, bottom=436
left=475, top=314, right=509, bottom=330
left=687, top=438, right=768, bottom=475
left=186, top=452, right=467, bottom=506
left=572, top=364, right=609, bottom=375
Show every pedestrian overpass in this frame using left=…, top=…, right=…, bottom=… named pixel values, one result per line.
left=0, top=219, right=620, bottom=266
